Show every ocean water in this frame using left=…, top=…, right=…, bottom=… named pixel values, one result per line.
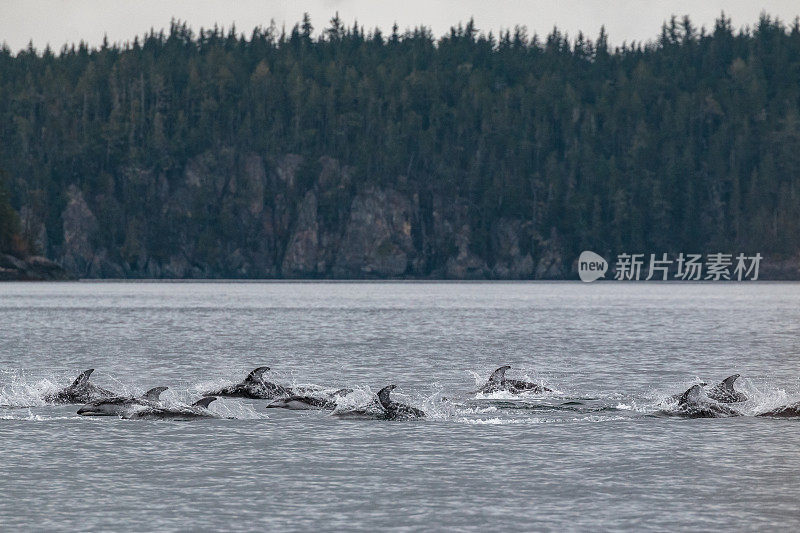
left=1, top=281, right=800, bottom=531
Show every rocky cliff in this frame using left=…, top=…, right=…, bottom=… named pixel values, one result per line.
left=11, top=150, right=571, bottom=279
left=11, top=149, right=799, bottom=280
left=0, top=253, right=71, bottom=281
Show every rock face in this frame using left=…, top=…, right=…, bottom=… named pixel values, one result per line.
left=282, top=191, right=323, bottom=276
left=12, top=150, right=575, bottom=280
left=280, top=157, right=352, bottom=277
left=333, top=187, right=417, bottom=277
left=10, top=155, right=800, bottom=279
left=535, top=228, right=565, bottom=279
left=490, top=219, right=535, bottom=279
left=0, top=254, right=71, bottom=281
left=444, top=224, right=489, bottom=279
left=273, top=154, right=303, bottom=188
left=61, top=185, right=98, bottom=276
left=759, top=254, right=800, bottom=280
left=19, top=206, right=48, bottom=257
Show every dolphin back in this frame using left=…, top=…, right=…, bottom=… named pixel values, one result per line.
left=192, top=396, right=217, bottom=409
left=141, top=387, right=168, bottom=401
left=680, top=385, right=704, bottom=406
left=707, top=375, right=747, bottom=403
left=488, top=366, right=510, bottom=384
left=71, top=369, right=95, bottom=387
left=245, top=367, right=270, bottom=383
left=377, top=385, right=396, bottom=408
left=722, top=374, right=740, bottom=389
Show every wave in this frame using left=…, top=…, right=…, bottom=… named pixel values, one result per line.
left=0, top=372, right=57, bottom=408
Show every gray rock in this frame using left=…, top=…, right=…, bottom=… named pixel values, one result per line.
left=163, top=254, right=190, bottom=278
left=0, top=254, right=71, bottom=280
left=19, top=206, right=47, bottom=256
left=272, top=154, right=303, bottom=188
left=490, top=219, right=535, bottom=279
left=88, top=250, right=126, bottom=279
left=61, top=185, right=97, bottom=276
left=0, top=253, right=26, bottom=271
left=333, top=187, right=416, bottom=277
left=0, top=267, right=19, bottom=281
left=282, top=190, right=322, bottom=276
left=535, top=228, right=565, bottom=279
left=444, top=224, right=489, bottom=279
left=243, top=154, right=266, bottom=216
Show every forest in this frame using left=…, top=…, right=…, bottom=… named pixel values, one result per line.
left=0, top=13, right=799, bottom=278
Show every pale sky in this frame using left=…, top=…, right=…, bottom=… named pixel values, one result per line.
left=1, top=1, right=799, bottom=53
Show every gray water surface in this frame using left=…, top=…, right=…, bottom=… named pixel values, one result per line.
left=2, top=282, right=800, bottom=531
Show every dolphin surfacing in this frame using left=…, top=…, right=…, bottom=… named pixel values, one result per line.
left=705, top=374, right=748, bottom=403
left=667, top=375, right=747, bottom=404
left=669, top=385, right=741, bottom=418
left=43, top=369, right=117, bottom=404
left=756, top=395, right=800, bottom=417
left=376, top=385, right=426, bottom=420
left=757, top=404, right=800, bottom=417
left=478, top=365, right=552, bottom=395
left=266, top=389, right=352, bottom=411
left=202, top=366, right=291, bottom=399
left=266, top=395, right=334, bottom=410
left=77, top=386, right=169, bottom=416
left=123, top=396, right=222, bottom=420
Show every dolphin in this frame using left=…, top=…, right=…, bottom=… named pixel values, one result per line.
left=202, top=366, right=291, bottom=399
left=376, top=385, right=426, bottom=420
left=43, top=369, right=116, bottom=404
left=123, top=396, right=222, bottom=420
left=670, top=385, right=741, bottom=418
left=266, top=395, right=334, bottom=410
left=668, top=381, right=708, bottom=403
left=705, top=374, right=748, bottom=403
left=266, top=388, right=352, bottom=411
left=77, top=386, right=168, bottom=417
left=477, top=365, right=552, bottom=395
left=757, top=403, right=800, bottom=418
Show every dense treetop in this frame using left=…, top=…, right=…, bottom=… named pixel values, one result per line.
left=0, top=13, right=799, bottom=276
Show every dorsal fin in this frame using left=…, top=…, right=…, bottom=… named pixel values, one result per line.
left=377, top=385, right=396, bottom=408
left=488, top=365, right=511, bottom=383
left=141, top=386, right=168, bottom=401
left=245, top=366, right=270, bottom=383
left=721, top=374, right=740, bottom=391
left=192, top=396, right=217, bottom=409
left=680, top=385, right=703, bottom=404
left=72, top=369, right=94, bottom=387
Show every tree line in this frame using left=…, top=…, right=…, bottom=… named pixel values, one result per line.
left=0, top=13, right=799, bottom=275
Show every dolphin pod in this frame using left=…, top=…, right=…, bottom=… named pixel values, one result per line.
left=667, top=374, right=748, bottom=405
left=55, top=367, right=426, bottom=420
left=668, top=385, right=741, bottom=418
left=34, top=366, right=800, bottom=421
left=665, top=377, right=800, bottom=419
